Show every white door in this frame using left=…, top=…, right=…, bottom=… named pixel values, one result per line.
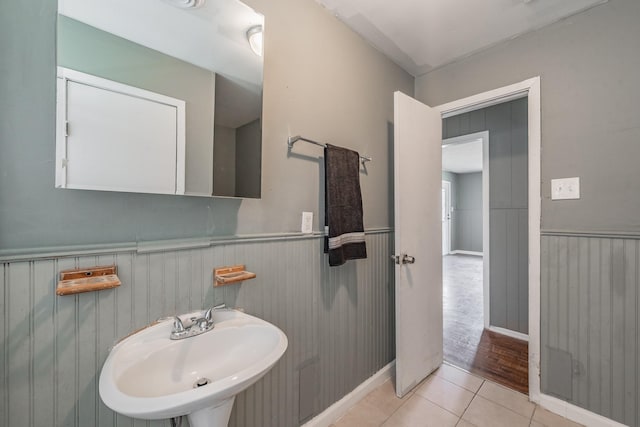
left=57, top=68, right=186, bottom=195
left=441, top=181, right=451, bottom=255
left=393, top=91, right=443, bottom=397
left=65, top=80, right=178, bottom=194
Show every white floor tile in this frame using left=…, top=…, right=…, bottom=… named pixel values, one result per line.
left=461, top=395, right=530, bottom=427
left=532, top=407, right=584, bottom=427
left=436, top=363, right=484, bottom=393
left=477, top=380, right=535, bottom=418
left=415, top=375, right=475, bottom=416
left=382, top=394, right=459, bottom=427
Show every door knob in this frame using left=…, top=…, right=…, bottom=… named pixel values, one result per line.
left=402, top=254, right=415, bottom=264
left=391, top=254, right=416, bottom=265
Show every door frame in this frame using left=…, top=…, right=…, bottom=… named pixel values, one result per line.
left=434, top=77, right=541, bottom=402
left=442, top=130, right=490, bottom=329
left=441, top=180, right=452, bottom=255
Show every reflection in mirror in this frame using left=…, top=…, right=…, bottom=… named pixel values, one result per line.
left=56, top=0, right=263, bottom=198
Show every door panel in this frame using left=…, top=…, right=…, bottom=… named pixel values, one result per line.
left=65, top=80, right=179, bottom=194
left=393, top=91, right=443, bottom=397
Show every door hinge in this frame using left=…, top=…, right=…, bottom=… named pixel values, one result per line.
left=65, top=121, right=69, bottom=137
left=61, top=158, right=68, bottom=168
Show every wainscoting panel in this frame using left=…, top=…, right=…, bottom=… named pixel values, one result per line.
left=541, top=234, right=639, bottom=427
left=0, top=231, right=394, bottom=427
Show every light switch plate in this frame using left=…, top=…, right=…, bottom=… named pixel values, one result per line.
left=301, top=212, right=313, bottom=234
left=551, top=177, right=580, bottom=200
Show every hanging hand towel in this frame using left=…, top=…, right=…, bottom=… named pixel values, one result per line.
left=324, top=144, right=367, bottom=266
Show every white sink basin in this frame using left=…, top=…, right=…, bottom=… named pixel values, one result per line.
left=99, top=309, right=287, bottom=426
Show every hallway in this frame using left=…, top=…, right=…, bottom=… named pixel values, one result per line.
left=443, top=254, right=528, bottom=393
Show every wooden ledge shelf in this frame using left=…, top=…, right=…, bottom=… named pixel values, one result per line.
left=214, top=265, right=256, bottom=286
left=56, top=265, right=121, bottom=296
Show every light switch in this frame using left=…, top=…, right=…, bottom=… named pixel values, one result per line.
left=301, top=212, right=313, bottom=234
left=551, top=177, right=580, bottom=200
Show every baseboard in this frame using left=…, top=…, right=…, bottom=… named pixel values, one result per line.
left=302, top=361, right=395, bottom=427
left=538, top=394, right=627, bottom=427
left=450, top=250, right=483, bottom=256
left=488, top=325, right=529, bottom=342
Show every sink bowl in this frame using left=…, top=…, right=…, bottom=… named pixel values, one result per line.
left=99, top=308, right=287, bottom=427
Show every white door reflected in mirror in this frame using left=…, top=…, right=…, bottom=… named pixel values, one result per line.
left=56, top=68, right=186, bottom=195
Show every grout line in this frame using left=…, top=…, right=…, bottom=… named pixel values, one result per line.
left=473, top=385, right=536, bottom=420
left=458, top=378, right=485, bottom=425
left=414, top=370, right=485, bottom=425
left=379, top=385, right=418, bottom=426
left=529, top=400, right=538, bottom=425
left=412, top=390, right=461, bottom=419
left=444, top=364, right=539, bottom=424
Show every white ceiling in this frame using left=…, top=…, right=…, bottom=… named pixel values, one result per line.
left=315, top=0, right=607, bottom=76
left=59, top=0, right=264, bottom=128
left=59, top=0, right=263, bottom=85
left=442, top=139, right=482, bottom=174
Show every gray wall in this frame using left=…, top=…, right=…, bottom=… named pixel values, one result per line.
left=0, top=232, right=394, bottom=427
left=0, top=0, right=412, bottom=252
left=213, top=125, right=237, bottom=197
left=417, top=0, right=640, bottom=235
left=0, top=0, right=411, bottom=425
left=441, top=171, right=482, bottom=253
left=58, top=15, right=216, bottom=196
left=418, top=1, right=640, bottom=424
left=235, top=119, right=262, bottom=198
left=455, top=172, right=482, bottom=253
left=443, top=99, right=528, bottom=334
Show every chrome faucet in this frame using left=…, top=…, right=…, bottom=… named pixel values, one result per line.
left=170, top=304, right=225, bottom=340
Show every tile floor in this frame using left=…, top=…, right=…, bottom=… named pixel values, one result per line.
left=330, top=363, right=583, bottom=427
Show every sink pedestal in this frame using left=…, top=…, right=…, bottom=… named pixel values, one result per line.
left=187, top=398, right=235, bottom=427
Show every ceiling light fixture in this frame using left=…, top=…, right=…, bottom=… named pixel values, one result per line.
left=164, top=0, right=205, bottom=9
left=247, top=25, right=263, bottom=56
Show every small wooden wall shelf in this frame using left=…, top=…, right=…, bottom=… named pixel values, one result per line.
left=56, top=265, right=121, bottom=296
left=214, top=265, right=256, bottom=286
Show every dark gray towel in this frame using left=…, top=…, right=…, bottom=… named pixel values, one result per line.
left=324, top=144, right=367, bottom=267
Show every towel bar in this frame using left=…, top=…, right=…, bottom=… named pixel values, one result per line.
left=287, top=135, right=371, bottom=164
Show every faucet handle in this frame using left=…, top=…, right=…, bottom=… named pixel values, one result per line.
left=203, top=308, right=214, bottom=323
left=173, top=316, right=185, bottom=333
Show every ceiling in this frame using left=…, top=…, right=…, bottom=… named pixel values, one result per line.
left=315, top=0, right=607, bottom=76
left=59, top=0, right=264, bottom=128
left=59, top=0, right=263, bottom=84
left=442, top=139, right=482, bottom=174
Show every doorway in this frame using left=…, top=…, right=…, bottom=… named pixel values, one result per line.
left=393, top=77, right=541, bottom=402
left=441, top=120, right=528, bottom=392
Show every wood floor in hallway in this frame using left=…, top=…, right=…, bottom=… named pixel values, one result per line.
left=443, top=254, right=529, bottom=394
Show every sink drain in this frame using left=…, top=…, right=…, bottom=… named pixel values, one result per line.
left=193, top=378, right=211, bottom=388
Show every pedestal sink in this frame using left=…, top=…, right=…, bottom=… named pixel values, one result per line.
left=99, top=308, right=288, bottom=427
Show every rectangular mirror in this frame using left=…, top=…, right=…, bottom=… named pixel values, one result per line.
left=56, top=0, right=264, bottom=198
